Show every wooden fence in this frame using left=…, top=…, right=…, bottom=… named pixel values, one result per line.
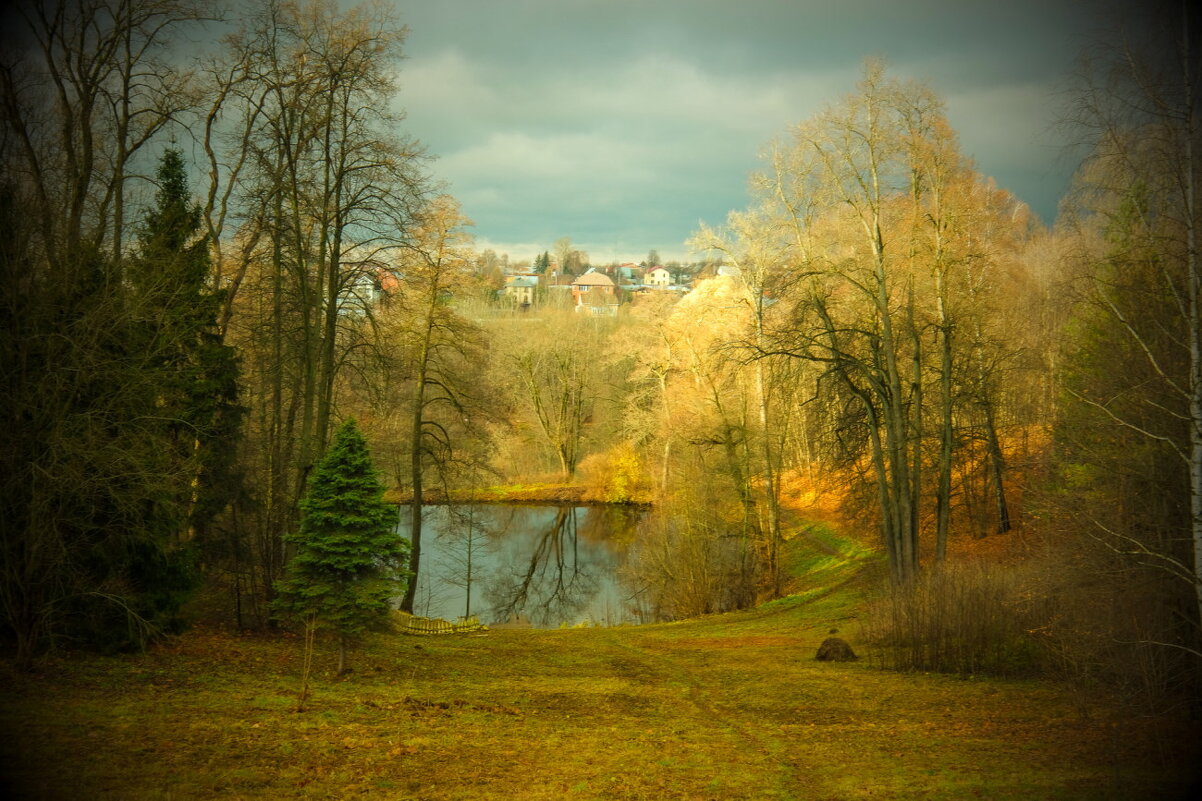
left=399, top=614, right=487, bottom=635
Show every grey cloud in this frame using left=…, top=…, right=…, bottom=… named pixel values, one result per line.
left=395, top=0, right=1119, bottom=258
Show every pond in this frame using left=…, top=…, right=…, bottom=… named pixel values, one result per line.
left=396, top=504, right=650, bottom=628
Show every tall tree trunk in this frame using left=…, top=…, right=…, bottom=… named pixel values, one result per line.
left=658, top=371, right=673, bottom=493
left=935, top=265, right=954, bottom=562
left=981, top=401, right=1011, bottom=535
left=908, top=283, right=923, bottom=561
left=872, top=222, right=917, bottom=584
left=400, top=373, right=425, bottom=614
left=1180, top=6, right=1202, bottom=632
left=400, top=296, right=436, bottom=614
left=753, top=323, right=782, bottom=595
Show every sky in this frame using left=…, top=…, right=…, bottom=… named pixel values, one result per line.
left=393, top=0, right=1122, bottom=265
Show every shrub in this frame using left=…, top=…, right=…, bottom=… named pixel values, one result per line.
left=621, top=504, right=757, bottom=621
left=577, top=442, right=650, bottom=503
left=862, top=561, right=1047, bottom=677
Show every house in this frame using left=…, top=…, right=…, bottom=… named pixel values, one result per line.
left=571, top=268, right=618, bottom=315
left=617, top=263, right=644, bottom=285
left=345, top=264, right=400, bottom=310
left=503, top=274, right=539, bottom=306
left=645, top=265, right=671, bottom=287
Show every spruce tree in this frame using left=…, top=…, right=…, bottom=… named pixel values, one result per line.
left=75, top=148, right=243, bottom=649
left=132, top=149, right=242, bottom=547
left=49, top=149, right=241, bottom=652
left=273, top=419, right=407, bottom=674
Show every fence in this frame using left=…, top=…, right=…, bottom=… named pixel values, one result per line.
left=399, top=614, right=487, bottom=635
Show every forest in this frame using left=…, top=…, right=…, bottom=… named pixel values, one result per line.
left=1, top=0, right=1200, bottom=797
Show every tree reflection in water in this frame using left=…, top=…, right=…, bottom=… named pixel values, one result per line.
left=485, top=506, right=601, bottom=627
left=400, top=505, right=645, bottom=626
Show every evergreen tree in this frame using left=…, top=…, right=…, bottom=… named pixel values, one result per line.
left=93, top=149, right=243, bottom=646
left=273, top=419, right=407, bottom=674
left=131, top=149, right=242, bottom=543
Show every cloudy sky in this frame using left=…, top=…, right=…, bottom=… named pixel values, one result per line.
left=394, top=0, right=1118, bottom=264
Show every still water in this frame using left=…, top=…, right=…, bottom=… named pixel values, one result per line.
left=396, top=504, right=649, bottom=628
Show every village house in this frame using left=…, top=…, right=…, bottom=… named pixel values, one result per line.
left=503, top=274, right=539, bottom=306
left=571, top=268, right=618, bottom=316
left=645, top=265, right=671, bottom=287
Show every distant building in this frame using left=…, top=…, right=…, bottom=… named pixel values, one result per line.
left=346, top=264, right=400, bottom=310
left=645, top=266, right=671, bottom=287
left=617, top=263, right=644, bottom=285
left=571, top=268, right=618, bottom=315
left=503, top=274, right=539, bottom=306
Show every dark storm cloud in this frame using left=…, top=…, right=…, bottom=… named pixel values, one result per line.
left=394, top=0, right=1116, bottom=262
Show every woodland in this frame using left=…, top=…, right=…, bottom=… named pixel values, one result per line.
left=1, top=1, right=1201, bottom=797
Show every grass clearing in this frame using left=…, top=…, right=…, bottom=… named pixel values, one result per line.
left=2, top=531, right=1198, bottom=799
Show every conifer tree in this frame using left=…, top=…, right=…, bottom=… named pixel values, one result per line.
left=132, top=148, right=242, bottom=546
left=274, top=419, right=407, bottom=674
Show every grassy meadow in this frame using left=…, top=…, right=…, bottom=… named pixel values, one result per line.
left=1, top=531, right=1198, bottom=800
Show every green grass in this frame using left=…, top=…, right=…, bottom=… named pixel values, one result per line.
left=1, top=531, right=1198, bottom=799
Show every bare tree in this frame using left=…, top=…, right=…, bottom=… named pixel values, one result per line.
left=691, top=208, right=792, bottom=592
left=206, top=0, right=425, bottom=620
left=1059, top=2, right=1202, bottom=649
left=391, top=195, right=482, bottom=614
left=499, top=309, right=611, bottom=480
left=731, top=60, right=1029, bottom=584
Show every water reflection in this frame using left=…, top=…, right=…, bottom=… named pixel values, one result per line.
left=397, top=505, right=647, bottom=628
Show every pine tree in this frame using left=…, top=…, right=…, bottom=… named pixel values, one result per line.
left=273, top=419, right=407, bottom=674
left=131, top=149, right=242, bottom=543
left=74, top=148, right=244, bottom=649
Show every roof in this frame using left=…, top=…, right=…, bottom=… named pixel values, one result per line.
left=572, top=270, right=615, bottom=287
left=505, top=275, right=539, bottom=288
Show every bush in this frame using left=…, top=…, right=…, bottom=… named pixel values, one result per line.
left=1030, top=544, right=1200, bottom=714
left=862, top=561, right=1047, bottom=677
left=577, top=442, right=650, bottom=503
left=621, top=505, right=757, bottom=621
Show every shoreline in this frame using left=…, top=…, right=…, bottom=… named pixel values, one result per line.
left=384, top=484, right=652, bottom=506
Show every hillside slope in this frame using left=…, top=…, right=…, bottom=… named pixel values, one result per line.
left=1, top=533, right=1197, bottom=800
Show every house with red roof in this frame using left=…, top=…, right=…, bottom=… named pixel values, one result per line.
left=645, top=265, right=671, bottom=287
left=571, top=269, right=618, bottom=316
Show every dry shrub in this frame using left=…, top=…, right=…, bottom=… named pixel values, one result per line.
left=862, top=560, right=1048, bottom=677
left=866, top=542, right=1199, bottom=712
left=621, top=503, right=757, bottom=621
left=1027, top=542, right=1200, bottom=715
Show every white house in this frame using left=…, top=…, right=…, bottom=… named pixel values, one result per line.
left=645, top=266, right=671, bottom=287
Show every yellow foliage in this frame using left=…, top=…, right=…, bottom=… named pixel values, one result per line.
left=577, top=442, right=650, bottom=504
